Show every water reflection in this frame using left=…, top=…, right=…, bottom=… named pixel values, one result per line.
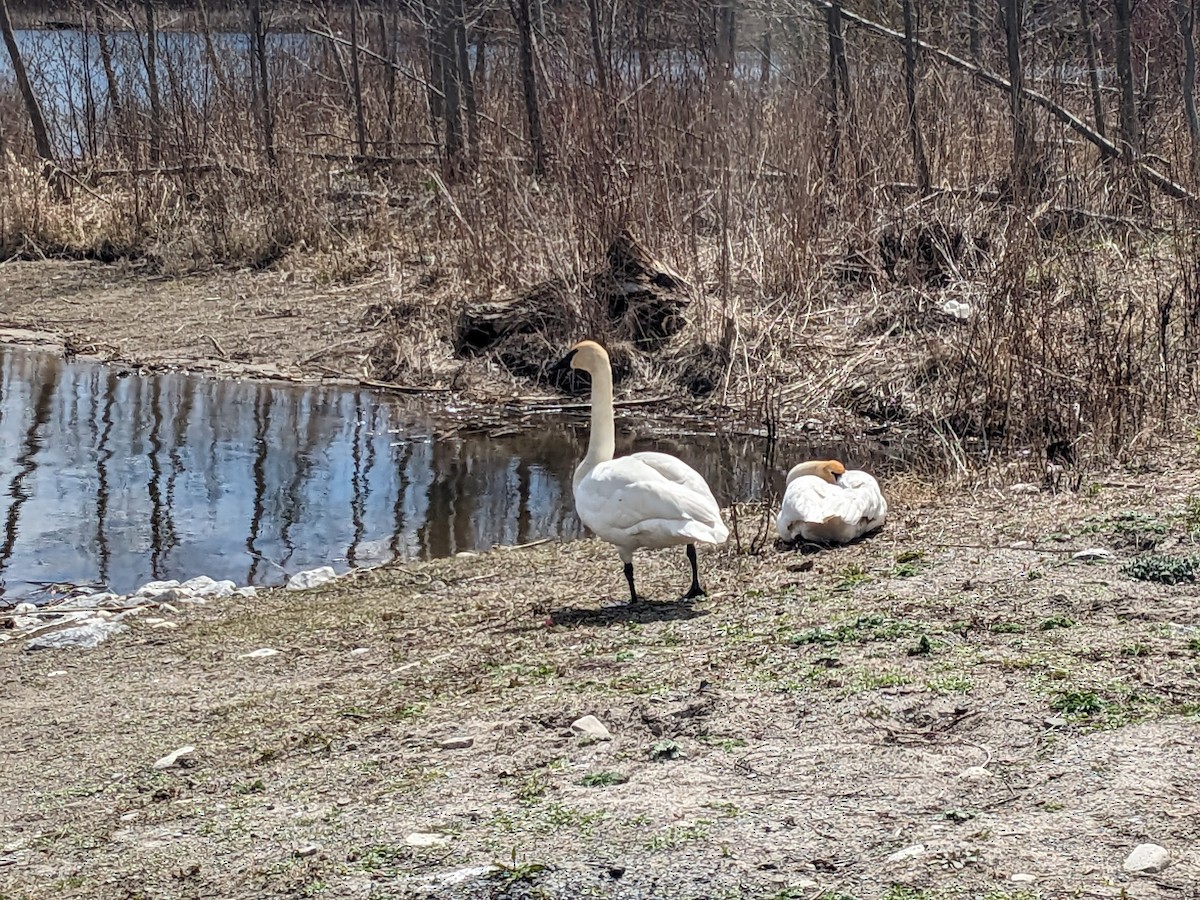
left=0, top=347, right=914, bottom=603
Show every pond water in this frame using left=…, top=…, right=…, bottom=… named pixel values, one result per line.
left=0, top=347, right=915, bottom=603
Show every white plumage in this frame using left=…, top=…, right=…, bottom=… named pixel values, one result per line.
left=776, top=459, right=888, bottom=544
left=551, top=341, right=728, bottom=602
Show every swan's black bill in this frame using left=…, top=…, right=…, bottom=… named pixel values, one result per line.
left=548, top=347, right=578, bottom=375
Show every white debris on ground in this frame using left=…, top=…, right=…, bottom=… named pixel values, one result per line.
left=5, top=565, right=348, bottom=651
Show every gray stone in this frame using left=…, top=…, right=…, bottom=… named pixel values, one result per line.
left=1073, top=548, right=1113, bottom=561
left=438, top=736, right=474, bottom=750
left=25, top=619, right=127, bottom=651
left=1043, top=716, right=1068, bottom=728
left=571, top=715, right=613, bottom=741
left=152, top=745, right=195, bottom=770
left=886, top=844, right=926, bottom=863
left=12, top=602, right=36, bottom=615
left=286, top=567, right=338, bottom=591
left=180, top=576, right=236, bottom=598
left=235, top=586, right=257, bottom=598
left=1123, top=843, right=1170, bottom=874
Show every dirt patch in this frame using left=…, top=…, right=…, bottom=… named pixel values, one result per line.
left=3, top=453, right=1200, bottom=899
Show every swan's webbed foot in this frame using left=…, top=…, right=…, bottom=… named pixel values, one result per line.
left=682, top=582, right=706, bottom=601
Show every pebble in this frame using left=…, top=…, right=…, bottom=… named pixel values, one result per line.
left=46, top=670, right=68, bottom=678
left=1010, top=484, right=1041, bottom=495
left=1009, top=873, right=1036, bottom=883
left=152, top=745, right=196, bottom=770
left=1073, top=548, right=1113, bottom=561
left=293, top=844, right=320, bottom=858
left=886, top=844, right=926, bottom=863
left=25, top=619, right=128, bottom=651
left=571, top=715, right=612, bottom=741
left=1123, top=843, right=1170, bottom=874
left=286, top=567, right=337, bottom=591
left=119, top=812, right=138, bottom=822
left=349, top=648, right=370, bottom=656
left=240, top=648, right=280, bottom=659
left=958, top=766, right=994, bottom=782
left=1009, top=540, right=1035, bottom=550
left=1043, top=716, right=1068, bottom=728
left=406, top=832, right=451, bottom=848
left=439, top=736, right=474, bottom=750
left=454, top=551, right=478, bottom=558
left=151, top=621, right=179, bottom=630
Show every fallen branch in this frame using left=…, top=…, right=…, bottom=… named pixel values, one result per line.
left=805, top=0, right=1198, bottom=207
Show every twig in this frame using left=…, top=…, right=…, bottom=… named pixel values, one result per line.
left=356, top=377, right=451, bottom=395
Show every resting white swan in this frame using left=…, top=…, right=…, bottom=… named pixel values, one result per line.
left=550, top=340, right=729, bottom=602
left=776, top=459, right=887, bottom=544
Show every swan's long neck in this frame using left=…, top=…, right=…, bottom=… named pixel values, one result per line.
left=578, top=360, right=616, bottom=483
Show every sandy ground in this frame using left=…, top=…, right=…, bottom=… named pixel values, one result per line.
left=0, top=259, right=396, bottom=383
left=3, top=461, right=1200, bottom=899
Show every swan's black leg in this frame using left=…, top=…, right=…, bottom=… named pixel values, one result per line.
left=683, top=544, right=706, bottom=599
left=623, top=562, right=639, bottom=604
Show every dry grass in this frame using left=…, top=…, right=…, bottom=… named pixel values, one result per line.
left=3, top=5, right=1200, bottom=469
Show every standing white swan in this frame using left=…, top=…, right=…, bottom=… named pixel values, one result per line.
left=776, top=459, right=887, bottom=544
left=549, top=340, right=729, bottom=602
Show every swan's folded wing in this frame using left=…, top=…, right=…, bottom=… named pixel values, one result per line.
left=628, top=451, right=719, bottom=500
left=577, top=459, right=727, bottom=540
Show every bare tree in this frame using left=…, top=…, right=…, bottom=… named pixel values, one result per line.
left=0, top=0, right=56, bottom=163
left=716, top=1, right=737, bottom=81
left=902, top=0, right=931, bottom=195
left=587, top=0, right=609, bottom=91
left=1002, top=0, right=1030, bottom=201
left=349, top=0, right=368, bottom=157
left=143, top=0, right=162, bottom=163
left=1079, top=0, right=1105, bottom=139
left=1179, top=0, right=1200, bottom=182
left=967, top=0, right=981, bottom=63
left=824, top=0, right=852, bottom=182
left=510, top=0, right=547, bottom=175
left=250, top=0, right=276, bottom=165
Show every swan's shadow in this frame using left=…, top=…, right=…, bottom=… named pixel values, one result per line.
left=549, top=598, right=708, bottom=627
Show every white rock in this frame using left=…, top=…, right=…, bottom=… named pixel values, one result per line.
left=235, top=587, right=257, bottom=598
left=25, top=619, right=128, bottom=651
left=56, top=592, right=121, bottom=610
left=1009, top=873, right=1036, bottom=883
left=151, top=621, right=179, bottom=630
left=152, top=745, right=195, bottom=770
left=10, top=615, right=40, bottom=630
left=293, top=844, right=320, bottom=858
left=119, top=812, right=138, bottom=822
left=1008, top=541, right=1035, bottom=550
left=438, top=736, right=474, bottom=750
left=180, top=576, right=236, bottom=598
left=1009, top=484, right=1041, bottom=495
left=158, top=603, right=180, bottom=615
left=136, top=580, right=181, bottom=598
left=286, top=567, right=337, bottom=591
left=13, top=602, right=36, bottom=614
left=240, top=648, right=279, bottom=659
left=349, top=648, right=370, bottom=656
left=887, top=844, right=926, bottom=863
left=406, top=832, right=451, bottom=848
left=414, top=865, right=499, bottom=888
left=1123, top=843, right=1170, bottom=874
left=46, top=670, right=68, bottom=678
left=958, top=766, right=994, bottom=782
left=571, top=715, right=612, bottom=741
left=454, top=551, right=478, bottom=558
left=1073, top=548, right=1113, bottom=561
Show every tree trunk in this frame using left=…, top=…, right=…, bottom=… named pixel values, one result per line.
left=143, top=0, right=162, bottom=164
left=249, top=0, right=275, bottom=165
left=380, top=8, right=398, bottom=154
left=825, top=0, right=846, bottom=181
left=510, top=0, right=546, bottom=175
left=902, top=0, right=931, bottom=195
left=1079, top=0, right=1105, bottom=138
left=760, top=23, right=771, bottom=86
left=452, top=0, right=478, bottom=159
left=587, top=0, right=608, bottom=91
left=1179, top=0, right=1199, bottom=182
left=1002, top=0, right=1029, bottom=202
left=473, top=18, right=487, bottom=86
left=0, top=0, right=55, bottom=163
left=967, top=0, right=981, bottom=63
left=1113, top=0, right=1139, bottom=161
left=95, top=10, right=123, bottom=137
left=349, top=0, right=368, bottom=157
left=196, top=0, right=229, bottom=97
left=716, top=1, right=736, bottom=81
